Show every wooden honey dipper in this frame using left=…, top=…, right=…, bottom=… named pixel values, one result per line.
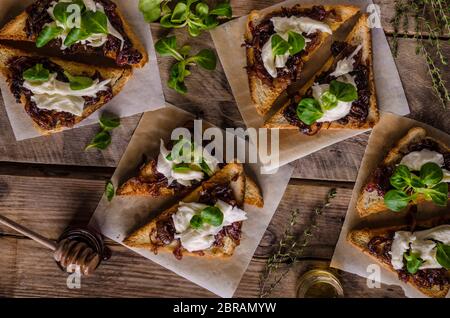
left=0, top=214, right=105, bottom=275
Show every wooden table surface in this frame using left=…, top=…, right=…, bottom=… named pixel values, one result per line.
left=0, top=0, right=449, bottom=298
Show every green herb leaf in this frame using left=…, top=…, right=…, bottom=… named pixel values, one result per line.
left=155, top=36, right=184, bottom=61
left=390, top=165, right=412, bottom=190
left=105, top=181, right=115, bottom=201
left=209, top=2, right=232, bottom=18
left=436, top=243, right=450, bottom=269
left=420, top=162, right=443, bottom=186
left=271, top=34, right=289, bottom=56
left=296, top=98, right=323, bottom=125
left=36, top=24, right=64, bottom=48
left=64, top=27, right=90, bottom=47
left=171, top=2, right=188, bottom=23
left=320, top=91, right=338, bottom=110
left=168, top=61, right=188, bottom=94
left=200, top=206, right=223, bottom=227
left=384, top=189, right=411, bottom=211
left=189, top=49, right=216, bottom=70
left=190, top=214, right=203, bottom=229
left=200, top=159, right=213, bottom=176
left=172, top=163, right=192, bottom=172
left=179, top=45, right=192, bottom=57
left=424, top=182, right=448, bottom=206
left=195, top=2, right=209, bottom=17
left=329, top=80, right=358, bottom=102
left=63, top=71, right=94, bottom=90
left=287, top=31, right=306, bottom=55
left=85, top=131, right=111, bottom=150
left=99, top=115, right=120, bottom=131
left=22, top=64, right=50, bottom=83
left=404, top=250, right=424, bottom=274
left=138, top=0, right=163, bottom=22
left=53, top=2, right=72, bottom=25
left=82, top=10, right=108, bottom=34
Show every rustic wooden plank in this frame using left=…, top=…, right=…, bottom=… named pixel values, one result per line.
left=0, top=174, right=405, bottom=297
left=0, top=237, right=404, bottom=298
left=0, top=32, right=448, bottom=182
left=227, top=0, right=449, bottom=37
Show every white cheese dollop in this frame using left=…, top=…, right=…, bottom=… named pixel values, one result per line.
left=172, top=200, right=247, bottom=252
left=330, top=44, right=362, bottom=78
left=311, top=73, right=356, bottom=123
left=23, top=73, right=111, bottom=116
left=156, top=139, right=219, bottom=187
left=261, top=16, right=331, bottom=78
left=399, top=149, right=450, bottom=182
left=47, top=0, right=124, bottom=50
left=400, top=149, right=444, bottom=171
left=390, top=225, right=450, bottom=270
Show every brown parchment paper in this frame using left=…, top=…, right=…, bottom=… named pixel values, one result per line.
left=0, top=0, right=165, bottom=141
left=210, top=0, right=410, bottom=172
left=89, top=104, right=294, bottom=298
left=331, top=112, right=450, bottom=298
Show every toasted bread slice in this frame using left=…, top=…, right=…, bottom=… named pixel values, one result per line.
left=0, top=1, right=148, bottom=68
left=0, top=44, right=132, bottom=133
left=357, top=127, right=450, bottom=217
left=264, top=14, right=378, bottom=131
left=348, top=216, right=450, bottom=298
left=123, top=163, right=264, bottom=259
left=245, top=5, right=360, bottom=116
left=116, top=159, right=177, bottom=197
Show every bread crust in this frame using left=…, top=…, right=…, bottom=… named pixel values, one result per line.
left=0, top=2, right=148, bottom=68
left=264, top=14, right=378, bottom=131
left=347, top=216, right=450, bottom=298
left=356, top=127, right=450, bottom=217
left=123, top=163, right=264, bottom=259
left=0, top=44, right=132, bottom=133
left=245, top=5, right=360, bottom=116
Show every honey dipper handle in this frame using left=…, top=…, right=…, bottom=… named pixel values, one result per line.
left=0, top=214, right=57, bottom=251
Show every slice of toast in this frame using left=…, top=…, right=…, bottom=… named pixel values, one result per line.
left=245, top=5, right=360, bottom=116
left=117, top=158, right=265, bottom=209
left=357, top=127, right=450, bottom=217
left=0, top=44, right=132, bottom=133
left=0, top=0, right=148, bottom=68
left=348, top=216, right=450, bottom=298
left=123, top=163, right=264, bottom=259
left=264, top=14, right=378, bottom=131
left=116, top=159, right=178, bottom=197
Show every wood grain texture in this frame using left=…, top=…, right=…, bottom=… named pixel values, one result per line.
left=227, top=0, right=450, bottom=37
left=0, top=175, right=404, bottom=297
left=0, top=238, right=404, bottom=298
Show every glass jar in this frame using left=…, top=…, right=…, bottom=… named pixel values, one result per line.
left=296, top=269, right=344, bottom=298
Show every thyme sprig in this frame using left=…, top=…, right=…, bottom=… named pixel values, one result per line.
left=391, top=0, right=449, bottom=108
left=258, top=188, right=337, bottom=298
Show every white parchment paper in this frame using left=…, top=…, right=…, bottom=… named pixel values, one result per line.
left=331, top=112, right=450, bottom=298
left=89, top=104, right=294, bottom=298
left=210, top=0, right=410, bottom=171
left=0, top=0, right=165, bottom=140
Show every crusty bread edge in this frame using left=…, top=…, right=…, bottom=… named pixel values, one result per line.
left=0, top=6, right=148, bottom=68
left=356, top=127, right=450, bottom=217
left=264, top=14, right=377, bottom=130
left=0, top=44, right=132, bottom=133
left=123, top=163, right=264, bottom=259
left=245, top=5, right=360, bottom=116
left=347, top=216, right=450, bottom=298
